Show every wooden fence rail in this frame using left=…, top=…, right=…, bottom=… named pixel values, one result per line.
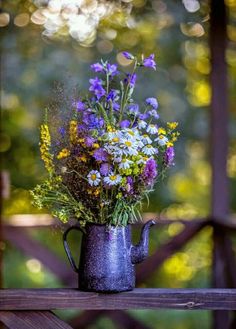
left=1, top=289, right=236, bottom=311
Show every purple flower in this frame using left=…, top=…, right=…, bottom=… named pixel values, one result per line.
left=164, top=147, right=175, bottom=166
left=58, top=127, right=66, bottom=136
left=93, top=148, right=109, bottom=162
left=128, top=104, right=139, bottom=115
left=139, top=113, right=149, bottom=120
left=89, top=77, right=102, bottom=86
left=91, top=62, right=104, bottom=72
left=106, top=63, right=119, bottom=76
left=84, top=136, right=95, bottom=147
left=143, top=54, right=156, bottom=70
left=76, top=100, right=86, bottom=111
left=124, top=73, right=137, bottom=88
left=126, top=176, right=134, bottom=194
left=120, top=120, right=131, bottom=128
left=100, top=163, right=112, bottom=176
left=107, top=89, right=119, bottom=102
left=142, top=159, right=158, bottom=185
left=89, top=77, right=106, bottom=100
left=107, top=89, right=120, bottom=111
left=148, top=110, right=159, bottom=119
left=83, top=113, right=104, bottom=130
left=122, top=51, right=134, bottom=60
left=113, top=103, right=120, bottom=111
left=146, top=97, right=158, bottom=109
left=77, top=123, right=86, bottom=131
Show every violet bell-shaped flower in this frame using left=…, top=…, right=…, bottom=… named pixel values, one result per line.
left=124, top=73, right=137, bottom=88
left=143, top=54, right=156, bottom=70
left=91, top=62, right=104, bottom=72
left=120, top=120, right=131, bottom=128
left=89, top=77, right=106, bottom=100
left=122, top=51, right=134, bottom=60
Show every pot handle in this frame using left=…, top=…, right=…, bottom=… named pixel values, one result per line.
left=63, top=225, right=83, bottom=273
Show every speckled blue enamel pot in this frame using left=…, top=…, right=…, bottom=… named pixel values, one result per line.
left=63, top=220, right=155, bottom=293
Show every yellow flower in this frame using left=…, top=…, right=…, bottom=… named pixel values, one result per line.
left=166, top=142, right=174, bottom=147
left=57, top=148, right=70, bottom=159
left=78, top=138, right=85, bottom=144
left=39, top=124, right=54, bottom=173
left=167, top=122, right=178, bottom=130
left=69, top=120, right=78, bottom=144
left=158, top=127, right=166, bottom=135
left=93, top=188, right=101, bottom=197
left=80, top=154, right=87, bottom=162
left=107, top=125, right=116, bottom=132
left=93, top=143, right=100, bottom=149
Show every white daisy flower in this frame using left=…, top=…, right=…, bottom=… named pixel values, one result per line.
left=106, top=130, right=121, bottom=142
left=113, top=156, right=122, bottom=163
left=123, top=128, right=139, bottom=140
left=142, top=134, right=152, bottom=145
left=104, top=173, right=122, bottom=186
left=119, top=158, right=133, bottom=169
left=142, top=144, right=157, bottom=156
left=121, top=140, right=139, bottom=156
left=104, top=144, right=122, bottom=157
left=87, top=170, right=101, bottom=186
left=147, top=124, right=158, bottom=134
left=155, top=135, right=168, bottom=146
left=138, top=120, right=147, bottom=129
left=136, top=139, right=144, bottom=148
left=137, top=156, right=149, bottom=165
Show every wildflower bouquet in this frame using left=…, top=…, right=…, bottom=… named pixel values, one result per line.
left=31, top=52, right=179, bottom=226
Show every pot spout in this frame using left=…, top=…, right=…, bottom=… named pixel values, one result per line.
left=131, top=220, right=156, bottom=264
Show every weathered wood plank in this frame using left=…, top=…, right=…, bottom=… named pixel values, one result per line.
left=0, top=289, right=236, bottom=311
left=0, top=311, right=73, bottom=329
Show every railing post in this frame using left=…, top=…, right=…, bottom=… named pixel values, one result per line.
left=209, top=0, right=230, bottom=328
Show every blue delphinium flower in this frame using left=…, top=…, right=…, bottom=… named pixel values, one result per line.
left=76, top=100, right=86, bottom=111
left=107, top=89, right=119, bottom=102
left=91, top=62, right=104, bottom=72
left=128, top=104, right=139, bottom=115
left=89, top=77, right=106, bottom=100
left=106, top=63, right=119, bottom=76
left=120, top=120, right=130, bottom=128
left=146, top=97, right=158, bottom=109
left=124, top=73, right=136, bottom=88
left=122, top=51, right=134, bottom=60
left=107, top=89, right=120, bottom=111
left=83, top=112, right=104, bottom=130
left=143, top=54, right=156, bottom=70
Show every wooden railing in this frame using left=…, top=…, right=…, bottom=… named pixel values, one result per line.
left=0, top=288, right=236, bottom=328
left=1, top=216, right=236, bottom=328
